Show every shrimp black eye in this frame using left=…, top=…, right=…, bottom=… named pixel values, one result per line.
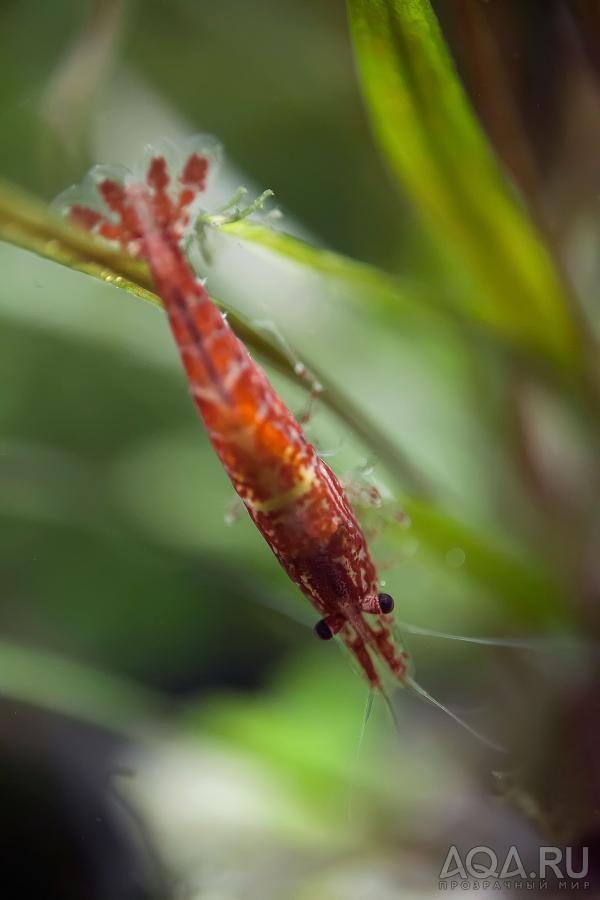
left=314, top=618, right=334, bottom=640
left=378, top=592, right=394, bottom=614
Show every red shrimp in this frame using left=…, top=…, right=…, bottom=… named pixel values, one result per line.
left=59, top=143, right=430, bottom=707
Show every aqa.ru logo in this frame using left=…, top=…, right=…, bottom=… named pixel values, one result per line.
left=439, top=845, right=589, bottom=891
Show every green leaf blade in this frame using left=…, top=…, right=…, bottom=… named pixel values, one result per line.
left=347, top=0, right=581, bottom=371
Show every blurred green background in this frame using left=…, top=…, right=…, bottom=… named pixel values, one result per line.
left=0, top=1, right=599, bottom=898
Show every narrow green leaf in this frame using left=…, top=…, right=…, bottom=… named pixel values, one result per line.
left=347, top=0, right=580, bottom=371
left=223, top=219, right=428, bottom=321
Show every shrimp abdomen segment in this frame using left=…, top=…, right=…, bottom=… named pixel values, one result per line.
left=172, top=303, right=322, bottom=520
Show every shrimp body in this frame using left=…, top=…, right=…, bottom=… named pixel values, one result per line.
left=64, top=148, right=407, bottom=692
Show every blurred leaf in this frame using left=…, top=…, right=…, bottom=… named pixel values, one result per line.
left=0, top=638, right=168, bottom=735
left=188, top=648, right=468, bottom=837
left=187, top=652, right=387, bottom=818
left=347, top=0, right=581, bottom=371
left=40, top=0, right=125, bottom=181
left=390, top=498, right=570, bottom=624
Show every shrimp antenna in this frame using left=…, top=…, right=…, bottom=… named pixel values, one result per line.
left=402, top=674, right=506, bottom=754
left=397, top=622, right=537, bottom=648
left=395, top=621, right=597, bottom=655
left=347, top=690, right=376, bottom=823
left=356, top=689, right=375, bottom=760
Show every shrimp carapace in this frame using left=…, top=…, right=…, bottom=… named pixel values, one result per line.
left=59, top=139, right=409, bottom=696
